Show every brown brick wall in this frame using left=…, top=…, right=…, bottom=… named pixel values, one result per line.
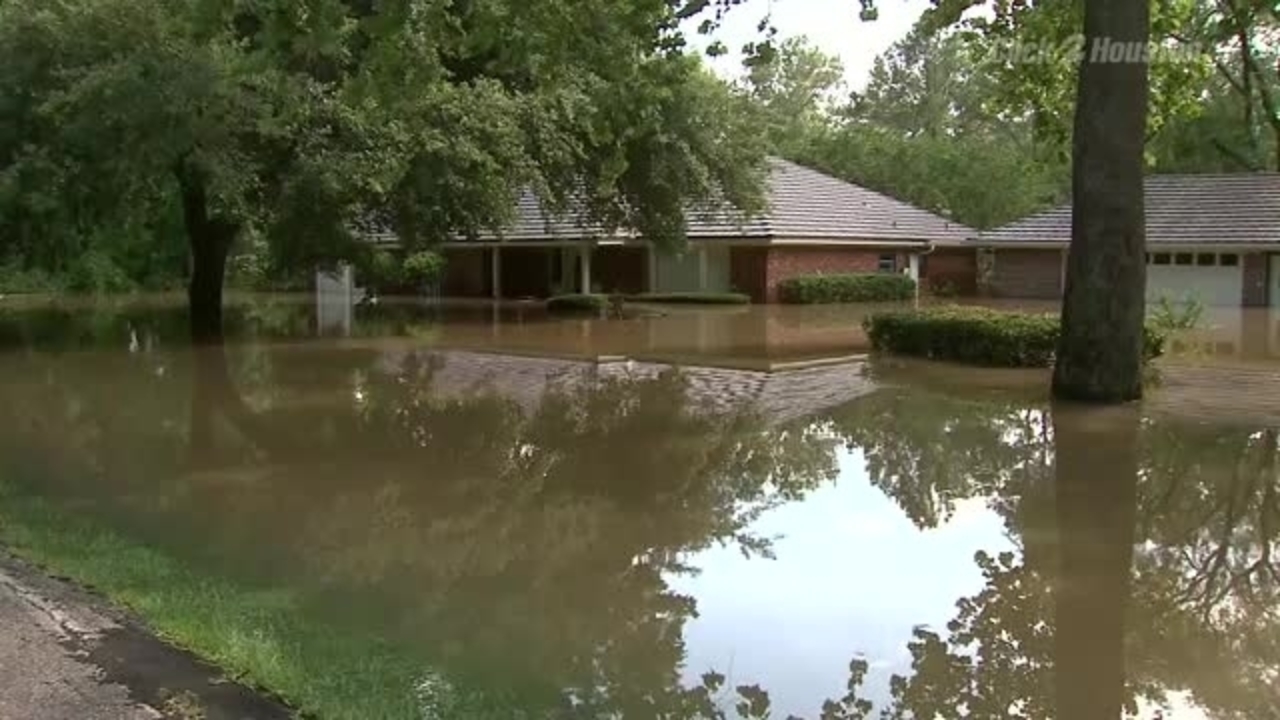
left=763, top=247, right=886, bottom=303
left=730, top=247, right=769, bottom=302
left=922, top=248, right=977, bottom=295
left=1243, top=252, right=1268, bottom=307
left=594, top=246, right=646, bottom=294
left=989, top=249, right=1064, bottom=299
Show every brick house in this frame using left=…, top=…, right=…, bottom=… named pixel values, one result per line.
left=975, top=174, right=1280, bottom=308
left=432, top=158, right=972, bottom=303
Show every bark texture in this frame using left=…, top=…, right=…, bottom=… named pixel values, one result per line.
left=1052, top=403, right=1139, bottom=720
left=177, top=166, right=237, bottom=345
left=1053, top=0, right=1150, bottom=402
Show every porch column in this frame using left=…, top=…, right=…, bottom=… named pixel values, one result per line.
left=580, top=245, right=593, bottom=294
left=697, top=245, right=709, bottom=292
left=908, top=253, right=922, bottom=304
left=490, top=246, right=502, bottom=299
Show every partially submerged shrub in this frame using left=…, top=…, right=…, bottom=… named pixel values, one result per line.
left=1149, top=293, right=1205, bottom=334
left=778, top=273, right=915, bottom=304
left=623, top=292, right=750, bottom=305
left=66, top=250, right=135, bottom=295
left=546, top=293, right=608, bottom=315
left=402, top=251, right=446, bottom=289
left=863, top=306, right=1165, bottom=368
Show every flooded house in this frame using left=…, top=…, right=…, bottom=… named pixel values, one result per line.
left=975, top=173, right=1280, bottom=308
left=389, top=158, right=974, bottom=302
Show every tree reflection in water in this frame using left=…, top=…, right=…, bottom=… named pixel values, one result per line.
left=826, top=381, right=1280, bottom=720
left=0, top=305, right=1277, bottom=719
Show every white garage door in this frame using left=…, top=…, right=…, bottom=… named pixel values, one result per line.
left=1146, top=251, right=1242, bottom=307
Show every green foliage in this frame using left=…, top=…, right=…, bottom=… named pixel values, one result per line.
left=0, top=0, right=770, bottom=314
left=623, top=292, right=750, bottom=305
left=777, top=273, right=915, bottom=304
left=545, top=293, right=609, bottom=315
left=401, top=251, right=446, bottom=289
left=864, top=306, right=1166, bottom=368
left=0, top=260, right=64, bottom=295
left=66, top=250, right=135, bottom=295
left=1148, top=293, right=1206, bottom=334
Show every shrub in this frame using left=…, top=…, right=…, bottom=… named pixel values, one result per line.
left=0, top=260, right=63, bottom=294
left=66, top=251, right=135, bottom=295
left=546, top=294, right=608, bottom=315
left=402, top=251, right=446, bottom=290
left=777, top=273, right=915, bottom=304
left=1148, top=292, right=1205, bottom=334
left=863, top=306, right=1166, bottom=368
left=623, top=292, right=750, bottom=305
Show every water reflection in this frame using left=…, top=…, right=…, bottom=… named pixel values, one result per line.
left=0, top=302, right=1276, bottom=718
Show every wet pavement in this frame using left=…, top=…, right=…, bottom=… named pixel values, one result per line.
left=0, top=295, right=1277, bottom=719
left=0, top=552, right=290, bottom=720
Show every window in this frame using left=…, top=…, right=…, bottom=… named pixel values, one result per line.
left=1152, top=253, right=1171, bottom=265
left=1145, top=253, right=1152, bottom=265
left=1196, top=253, right=1216, bottom=266
left=1175, top=253, right=1194, bottom=266
left=1220, top=253, right=1239, bottom=267
left=878, top=254, right=896, bottom=272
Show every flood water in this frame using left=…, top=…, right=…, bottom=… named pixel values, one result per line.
left=0, top=295, right=1278, bottom=719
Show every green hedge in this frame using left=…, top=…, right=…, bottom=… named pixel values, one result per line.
left=546, top=294, right=609, bottom=315
left=777, top=273, right=915, bottom=304
left=623, top=292, right=750, bottom=305
left=863, top=306, right=1166, bottom=368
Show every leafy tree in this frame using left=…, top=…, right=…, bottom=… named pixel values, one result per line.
left=738, top=36, right=848, bottom=157
left=0, top=0, right=767, bottom=339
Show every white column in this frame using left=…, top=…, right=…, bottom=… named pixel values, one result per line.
left=580, top=245, right=593, bottom=294
left=697, top=245, right=709, bottom=292
left=908, top=253, right=922, bottom=305
left=490, top=246, right=502, bottom=300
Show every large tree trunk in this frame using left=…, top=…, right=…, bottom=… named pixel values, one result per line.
left=1052, top=403, right=1139, bottom=720
left=177, top=166, right=237, bottom=345
left=1053, top=0, right=1150, bottom=402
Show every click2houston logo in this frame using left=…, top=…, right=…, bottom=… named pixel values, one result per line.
left=986, top=35, right=1209, bottom=66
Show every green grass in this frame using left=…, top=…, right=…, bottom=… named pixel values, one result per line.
left=0, top=481, right=430, bottom=720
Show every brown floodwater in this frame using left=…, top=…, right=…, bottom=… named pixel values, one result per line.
left=0, top=294, right=1278, bottom=719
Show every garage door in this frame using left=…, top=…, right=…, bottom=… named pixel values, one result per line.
left=1146, top=251, right=1242, bottom=307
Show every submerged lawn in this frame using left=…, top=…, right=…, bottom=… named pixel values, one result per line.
left=0, top=481, right=432, bottom=720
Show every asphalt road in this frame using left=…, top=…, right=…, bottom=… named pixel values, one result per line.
left=0, top=553, right=290, bottom=720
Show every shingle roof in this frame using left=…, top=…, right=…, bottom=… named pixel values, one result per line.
left=377, top=349, right=875, bottom=426
left=979, top=173, right=1280, bottom=246
left=483, top=158, right=972, bottom=244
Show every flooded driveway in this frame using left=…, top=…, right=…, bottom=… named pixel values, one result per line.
left=0, top=295, right=1277, bottom=719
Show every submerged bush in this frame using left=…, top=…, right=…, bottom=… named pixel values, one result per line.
left=66, top=250, right=135, bottom=295
left=0, top=260, right=64, bottom=294
left=623, top=292, right=750, bottom=305
left=778, top=273, right=915, bottom=304
left=546, top=294, right=608, bottom=315
left=402, top=251, right=446, bottom=290
left=863, top=306, right=1166, bottom=368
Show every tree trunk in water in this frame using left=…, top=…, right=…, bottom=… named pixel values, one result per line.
left=177, top=167, right=237, bottom=345
left=1052, top=402, right=1139, bottom=720
left=1053, top=0, right=1150, bottom=402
